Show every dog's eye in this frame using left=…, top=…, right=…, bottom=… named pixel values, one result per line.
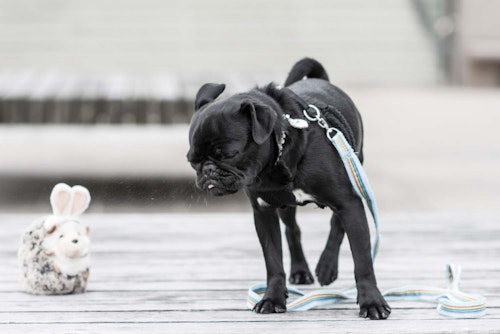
left=224, top=151, right=238, bottom=159
left=214, top=147, right=238, bottom=161
left=59, top=234, right=64, bottom=238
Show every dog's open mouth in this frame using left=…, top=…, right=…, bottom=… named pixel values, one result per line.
left=205, top=183, right=235, bottom=196
left=206, top=182, right=223, bottom=195
left=199, top=178, right=241, bottom=196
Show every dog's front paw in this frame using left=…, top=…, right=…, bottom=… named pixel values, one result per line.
left=253, top=298, right=286, bottom=314
left=315, top=252, right=338, bottom=286
left=289, top=269, right=314, bottom=285
left=358, top=287, right=391, bottom=320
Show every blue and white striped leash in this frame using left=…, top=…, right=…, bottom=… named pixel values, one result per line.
left=247, top=264, right=486, bottom=318
left=247, top=104, right=486, bottom=318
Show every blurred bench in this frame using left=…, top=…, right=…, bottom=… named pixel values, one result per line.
left=0, top=72, right=189, bottom=124
left=0, top=72, right=262, bottom=178
left=456, top=1, right=500, bottom=85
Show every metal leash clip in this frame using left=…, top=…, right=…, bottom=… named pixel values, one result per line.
left=303, top=104, right=321, bottom=121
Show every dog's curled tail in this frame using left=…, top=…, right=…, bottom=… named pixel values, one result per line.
left=284, top=57, right=330, bottom=86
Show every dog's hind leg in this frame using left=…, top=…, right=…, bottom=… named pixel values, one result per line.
left=279, top=207, right=314, bottom=285
left=315, top=212, right=345, bottom=286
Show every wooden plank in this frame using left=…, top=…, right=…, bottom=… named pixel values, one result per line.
left=1, top=306, right=499, bottom=323
left=2, top=320, right=500, bottom=334
left=1, top=310, right=499, bottom=334
left=0, top=212, right=498, bottom=333
left=1, top=289, right=498, bottom=312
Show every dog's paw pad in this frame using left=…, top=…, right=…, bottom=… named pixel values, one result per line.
left=289, top=270, right=314, bottom=285
left=358, top=290, right=391, bottom=320
left=359, top=305, right=391, bottom=320
left=315, top=263, right=338, bottom=286
left=253, top=299, right=286, bottom=314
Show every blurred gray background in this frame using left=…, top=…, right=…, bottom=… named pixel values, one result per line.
left=0, top=0, right=499, bottom=213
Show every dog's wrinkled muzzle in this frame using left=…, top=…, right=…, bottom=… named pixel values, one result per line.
left=197, top=161, right=243, bottom=196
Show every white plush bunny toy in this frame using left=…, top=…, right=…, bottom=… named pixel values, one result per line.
left=18, top=183, right=92, bottom=295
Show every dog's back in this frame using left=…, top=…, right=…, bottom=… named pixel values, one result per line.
left=284, top=58, right=364, bottom=158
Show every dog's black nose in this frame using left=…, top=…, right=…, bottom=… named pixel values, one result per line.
left=202, top=162, right=217, bottom=177
left=72, top=239, right=78, bottom=244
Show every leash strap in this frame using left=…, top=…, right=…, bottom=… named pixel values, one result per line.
left=246, top=104, right=486, bottom=318
left=383, top=264, right=486, bottom=318
left=303, top=104, right=380, bottom=260
left=247, top=264, right=486, bottom=318
left=327, top=121, right=380, bottom=260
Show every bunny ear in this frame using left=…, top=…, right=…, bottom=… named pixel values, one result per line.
left=70, top=185, right=91, bottom=216
left=50, top=183, right=72, bottom=215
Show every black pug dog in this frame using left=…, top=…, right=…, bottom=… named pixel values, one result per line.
left=187, top=58, right=390, bottom=320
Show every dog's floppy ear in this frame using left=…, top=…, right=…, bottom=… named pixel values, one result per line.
left=195, top=83, right=226, bottom=110
left=241, top=102, right=277, bottom=145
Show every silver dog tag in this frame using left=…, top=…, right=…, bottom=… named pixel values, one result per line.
left=284, top=114, right=309, bottom=129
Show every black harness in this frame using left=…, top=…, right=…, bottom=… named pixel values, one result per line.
left=285, top=88, right=358, bottom=150
left=254, top=87, right=357, bottom=209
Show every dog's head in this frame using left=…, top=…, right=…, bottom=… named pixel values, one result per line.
left=187, top=83, right=278, bottom=196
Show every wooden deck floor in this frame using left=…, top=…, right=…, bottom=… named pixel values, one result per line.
left=1, top=211, right=499, bottom=333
